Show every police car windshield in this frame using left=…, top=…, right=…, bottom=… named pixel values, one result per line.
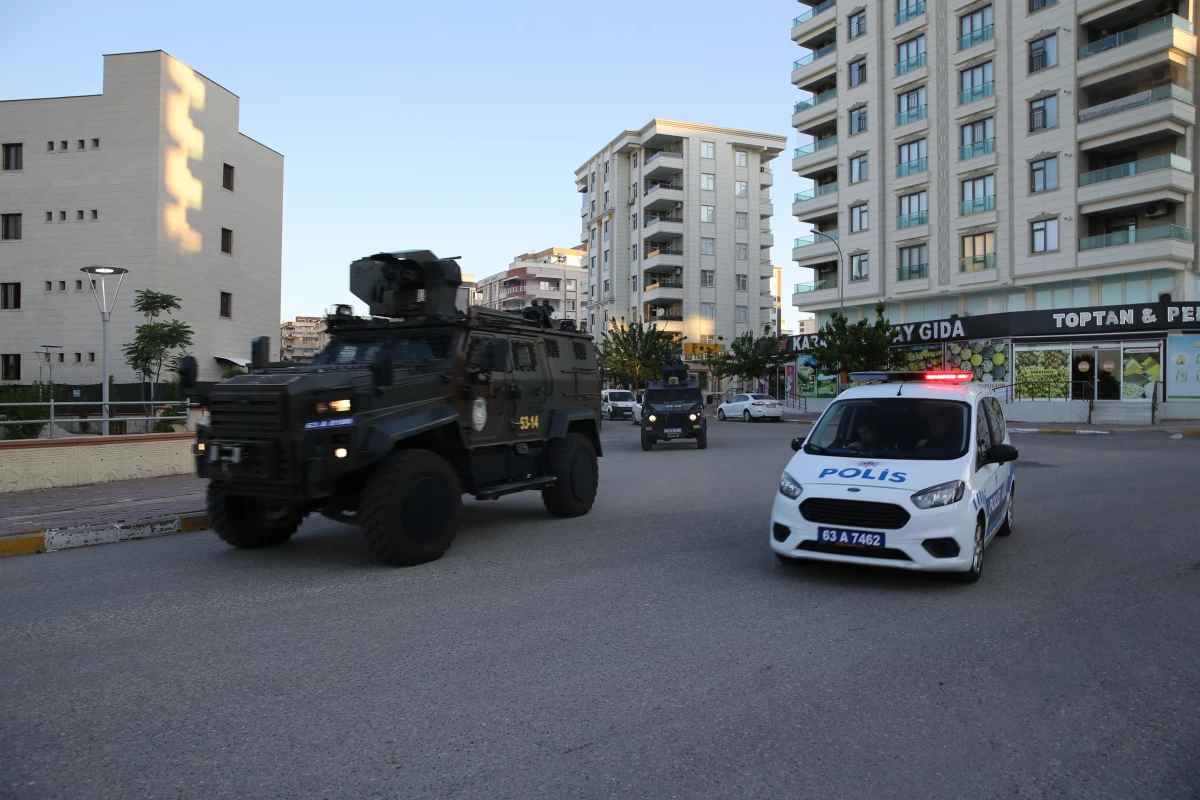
left=314, top=330, right=457, bottom=366
left=645, top=387, right=701, bottom=405
left=608, top=391, right=635, bottom=402
left=805, top=398, right=971, bottom=460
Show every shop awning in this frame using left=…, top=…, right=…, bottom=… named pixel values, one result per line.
left=214, top=356, right=251, bottom=368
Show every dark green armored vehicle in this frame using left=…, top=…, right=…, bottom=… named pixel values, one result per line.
left=179, top=250, right=602, bottom=566
left=639, top=361, right=707, bottom=451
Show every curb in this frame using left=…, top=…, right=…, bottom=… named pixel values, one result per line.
left=0, top=511, right=209, bottom=559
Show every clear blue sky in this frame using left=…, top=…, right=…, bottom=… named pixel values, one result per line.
left=2, top=0, right=813, bottom=325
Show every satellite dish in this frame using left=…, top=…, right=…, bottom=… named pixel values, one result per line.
left=656, top=308, right=665, bottom=317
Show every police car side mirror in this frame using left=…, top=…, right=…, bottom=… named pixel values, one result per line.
left=987, top=443, right=1018, bottom=465
left=369, top=347, right=394, bottom=388
left=791, top=436, right=805, bottom=452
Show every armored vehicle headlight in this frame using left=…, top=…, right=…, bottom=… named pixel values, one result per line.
left=330, top=399, right=351, bottom=412
left=648, top=414, right=657, bottom=422
left=334, top=447, right=349, bottom=459
left=196, top=442, right=206, bottom=452
left=689, top=413, right=698, bottom=421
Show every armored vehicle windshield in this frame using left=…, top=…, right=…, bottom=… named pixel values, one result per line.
left=644, top=386, right=702, bottom=404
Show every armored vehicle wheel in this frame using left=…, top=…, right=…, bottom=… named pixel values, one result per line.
left=207, top=483, right=299, bottom=549
left=541, top=433, right=599, bottom=518
left=695, top=429, right=708, bottom=449
left=360, top=449, right=462, bottom=566
left=640, top=434, right=655, bottom=451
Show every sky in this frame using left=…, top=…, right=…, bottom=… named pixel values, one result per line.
left=1, top=0, right=813, bottom=326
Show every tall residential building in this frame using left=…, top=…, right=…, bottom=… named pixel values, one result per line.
left=0, top=51, right=284, bottom=384
left=575, top=119, right=787, bottom=360
left=279, top=316, right=329, bottom=363
left=475, top=247, right=587, bottom=325
left=789, top=0, right=1200, bottom=329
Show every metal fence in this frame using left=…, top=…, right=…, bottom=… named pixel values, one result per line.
left=0, top=400, right=195, bottom=439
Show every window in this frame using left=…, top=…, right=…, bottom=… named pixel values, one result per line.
left=91, top=209, right=98, bottom=220
left=0, top=283, right=19, bottom=309
left=700, top=141, right=715, bottom=158
left=735, top=243, right=748, bottom=260
left=1, top=213, right=21, bottom=240
left=701, top=269, right=715, bottom=287
left=631, top=213, right=638, bottom=229
left=222, top=163, right=235, bottom=191
left=44, top=281, right=51, bottom=291
left=1032, top=219, right=1059, bottom=253
left=539, top=280, right=554, bottom=291
left=603, top=220, right=609, bottom=240
left=566, top=279, right=576, bottom=290
left=58, top=211, right=66, bottom=221
left=1, top=143, right=22, bottom=171
left=848, top=10, right=867, bottom=39
left=962, top=232, right=996, bottom=264
left=701, top=237, right=715, bottom=255
left=897, top=35, right=925, bottom=65
left=736, top=274, right=749, bottom=291
left=590, top=172, right=595, bottom=189
left=220, top=227, right=233, bottom=254
left=59, top=141, right=67, bottom=151
left=961, top=175, right=996, bottom=211
left=45, top=212, right=53, bottom=223
left=701, top=302, right=715, bottom=319
left=899, top=244, right=928, bottom=280
left=74, top=353, right=81, bottom=363
left=735, top=180, right=748, bottom=198
left=631, top=274, right=638, bottom=291
left=590, top=256, right=596, bottom=273
left=91, top=138, right=100, bottom=148
left=631, top=182, right=638, bottom=200
left=567, top=300, right=576, bottom=311
left=736, top=306, right=749, bottom=323
left=603, top=279, right=610, bottom=293
left=898, top=138, right=926, bottom=165
left=632, top=244, right=638, bottom=261
left=898, top=86, right=925, bottom=113
left=1031, top=157, right=1058, bottom=192
left=88, top=352, right=95, bottom=362
left=960, top=5, right=992, bottom=39
left=77, top=210, right=84, bottom=221
left=1030, top=96, right=1058, bottom=131
left=632, top=152, right=638, bottom=168
left=850, top=254, right=869, bottom=281
left=1, top=354, right=19, bottom=381
left=76, top=139, right=84, bottom=150
left=851, top=204, right=868, bottom=232
left=604, top=160, right=609, bottom=181
left=975, top=405, right=993, bottom=463
left=512, top=340, right=538, bottom=371
left=735, top=150, right=748, bottom=167
left=1029, top=35, right=1057, bottom=72
left=961, top=117, right=994, bottom=151
left=960, top=62, right=993, bottom=93
left=850, top=106, right=868, bottom=134
left=700, top=205, right=715, bottom=223
left=220, top=291, right=233, bottom=318
left=604, top=190, right=609, bottom=208
left=701, top=172, right=715, bottom=190
left=849, top=58, right=867, bottom=87
left=736, top=212, right=748, bottom=229
left=850, top=154, right=868, bottom=183
left=75, top=280, right=82, bottom=290
left=603, top=250, right=609, bottom=266
left=58, top=281, right=65, bottom=291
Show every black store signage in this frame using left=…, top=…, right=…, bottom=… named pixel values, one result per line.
left=788, top=302, right=1200, bottom=353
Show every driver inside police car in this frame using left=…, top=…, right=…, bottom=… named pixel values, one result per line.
left=847, top=418, right=887, bottom=452
left=916, top=410, right=954, bottom=453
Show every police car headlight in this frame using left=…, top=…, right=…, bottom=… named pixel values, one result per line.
left=779, top=471, right=803, bottom=500
left=647, top=414, right=657, bottom=423
left=910, top=480, right=966, bottom=509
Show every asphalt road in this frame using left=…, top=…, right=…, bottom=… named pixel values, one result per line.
left=2, top=421, right=1198, bottom=800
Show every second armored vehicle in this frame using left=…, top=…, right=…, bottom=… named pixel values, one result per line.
left=639, top=361, right=707, bottom=451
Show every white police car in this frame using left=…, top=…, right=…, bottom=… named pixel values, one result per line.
left=771, top=371, right=1017, bottom=583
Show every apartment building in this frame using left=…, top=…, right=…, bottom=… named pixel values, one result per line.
left=575, top=119, right=787, bottom=361
left=475, top=247, right=587, bottom=325
left=789, top=0, right=1200, bottom=330
left=0, top=51, right=284, bottom=384
left=279, top=316, right=329, bottom=363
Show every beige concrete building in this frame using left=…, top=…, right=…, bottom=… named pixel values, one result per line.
left=789, top=0, right=1200, bottom=328
left=575, top=119, right=787, bottom=355
left=0, top=51, right=283, bottom=384
left=475, top=247, right=587, bottom=326
left=279, top=316, right=328, bottom=363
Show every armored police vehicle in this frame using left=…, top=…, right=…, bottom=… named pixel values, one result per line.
left=179, top=250, right=602, bottom=567
left=639, top=360, right=707, bottom=451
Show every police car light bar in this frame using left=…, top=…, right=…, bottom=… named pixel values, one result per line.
left=923, top=371, right=975, bottom=382
left=848, top=371, right=974, bottom=384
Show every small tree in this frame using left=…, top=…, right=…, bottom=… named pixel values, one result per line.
left=598, top=318, right=684, bottom=389
left=704, top=325, right=790, bottom=393
left=124, top=288, right=194, bottom=410
left=805, top=302, right=899, bottom=377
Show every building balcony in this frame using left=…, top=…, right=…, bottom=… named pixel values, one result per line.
left=793, top=231, right=839, bottom=263
left=760, top=201, right=774, bottom=218
left=958, top=25, right=994, bottom=51
left=644, top=301, right=683, bottom=322
left=792, top=89, right=838, bottom=126
left=793, top=136, right=837, bottom=160
left=1078, top=154, right=1194, bottom=213
left=644, top=149, right=684, bottom=180
left=1079, top=83, right=1194, bottom=125
left=897, top=263, right=928, bottom=281
left=959, top=138, right=995, bottom=160
left=642, top=214, right=684, bottom=241
left=792, top=278, right=840, bottom=311
left=1077, top=225, right=1194, bottom=271
left=896, top=105, right=927, bottom=127
left=896, top=157, right=927, bottom=178
left=793, top=183, right=838, bottom=217
left=958, top=82, right=994, bottom=106
left=1079, top=153, right=1191, bottom=187
left=897, top=210, right=928, bottom=229
left=792, top=43, right=837, bottom=84
left=1078, top=86, right=1196, bottom=150
left=642, top=278, right=684, bottom=304
left=792, top=0, right=835, bottom=40
left=1078, top=16, right=1196, bottom=82
left=895, top=1, right=924, bottom=26
left=960, top=195, right=996, bottom=216
left=759, top=167, right=774, bottom=186
left=643, top=182, right=684, bottom=210
left=959, top=254, right=996, bottom=272
left=1079, top=224, right=1192, bottom=251
left=761, top=230, right=775, bottom=248
left=895, top=52, right=926, bottom=77
left=643, top=247, right=684, bottom=271
left=794, top=278, right=838, bottom=294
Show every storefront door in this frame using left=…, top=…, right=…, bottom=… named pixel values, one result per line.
left=1071, top=350, right=1096, bottom=400
left=1096, top=348, right=1121, bottom=400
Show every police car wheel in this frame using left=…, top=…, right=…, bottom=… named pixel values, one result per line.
left=717, top=409, right=726, bottom=421
left=207, top=483, right=299, bottom=549
left=360, top=449, right=462, bottom=566
left=640, top=434, right=654, bottom=451
left=953, top=518, right=985, bottom=584
left=542, top=433, right=598, bottom=518
left=997, top=488, right=1015, bottom=537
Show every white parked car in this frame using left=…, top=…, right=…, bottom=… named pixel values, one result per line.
left=771, top=371, right=1018, bottom=583
left=717, top=393, right=783, bottom=422
left=601, top=389, right=639, bottom=421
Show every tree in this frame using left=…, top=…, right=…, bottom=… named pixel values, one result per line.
left=704, top=325, right=790, bottom=390
left=804, top=302, right=899, bottom=377
left=597, top=318, right=683, bottom=388
left=123, top=289, right=194, bottom=407
left=132, top=289, right=183, bottom=320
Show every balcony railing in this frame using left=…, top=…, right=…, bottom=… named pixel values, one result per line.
left=1079, top=84, right=1194, bottom=123
left=1078, top=153, right=1192, bottom=187
left=645, top=248, right=684, bottom=259
left=897, top=263, right=929, bottom=281
left=645, top=150, right=683, bottom=167
left=897, top=210, right=928, bottom=228
left=793, top=88, right=838, bottom=114
left=643, top=278, right=684, bottom=291
left=1078, top=225, right=1193, bottom=251
left=960, top=195, right=996, bottom=215
left=895, top=1, right=925, bottom=25
left=793, top=42, right=837, bottom=70
left=795, top=278, right=838, bottom=293
left=645, top=214, right=684, bottom=225
left=897, top=157, right=927, bottom=177
left=644, top=183, right=683, bottom=196
left=960, top=254, right=997, bottom=272
left=793, top=0, right=835, bottom=27
left=794, top=136, right=838, bottom=157
left=794, top=230, right=838, bottom=247
left=958, top=25, right=994, bottom=51
left=958, top=81, right=995, bottom=105
left=896, top=52, right=926, bottom=76
left=959, top=138, right=995, bottom=160
left=896, top=105, right=927, bottom=127
left=1079, top=15, right=1194, bottom=59
left=795, top=183, right=838, bottom=202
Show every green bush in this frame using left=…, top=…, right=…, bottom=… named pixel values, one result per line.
left=0, top=383, right=69, bottom=440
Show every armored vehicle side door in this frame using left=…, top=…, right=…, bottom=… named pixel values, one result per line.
left=508, top=336, right=550, bottom=440
left=465, top=334, right=509, bottom=444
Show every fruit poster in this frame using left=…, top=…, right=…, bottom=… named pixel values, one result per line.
left=946, top=339, right=1010, bottom=384
left=795, top=356, right=836, bottom=397
left=1166, top=335, right=1200, bottom=399
left=1014, top=348, right=1069, bottom=399
left=1122, top=347, right=1161, bottom=400
left=895, top=344, right=945, bottom=372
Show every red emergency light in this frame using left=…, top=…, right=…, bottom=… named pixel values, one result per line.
left=923, top=371, right=974, bottom=382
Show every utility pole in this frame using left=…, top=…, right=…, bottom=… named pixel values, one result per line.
left=82, top=266, right=129, bottom=435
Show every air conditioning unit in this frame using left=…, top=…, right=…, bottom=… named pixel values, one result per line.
left=1146, top=202, right=1172, bottom=218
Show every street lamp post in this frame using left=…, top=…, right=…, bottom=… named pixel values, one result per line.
left=81, top=266, right=129, bottom=436
left=810, top=231, right=846, bottom=317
